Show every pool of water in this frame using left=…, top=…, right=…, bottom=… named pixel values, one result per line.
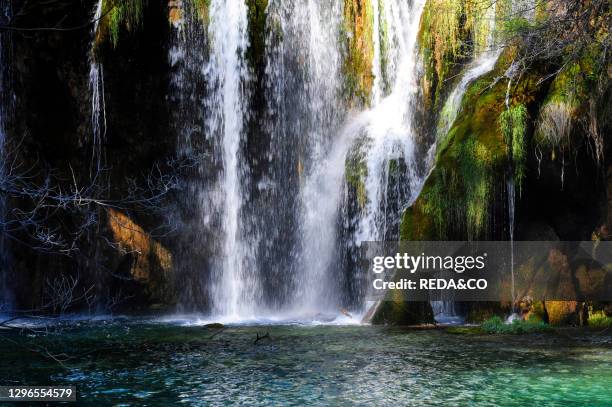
left=1, top=319, right=611, bottom=405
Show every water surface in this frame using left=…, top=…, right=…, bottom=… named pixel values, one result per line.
left=1, top=320, right=610, bottom=405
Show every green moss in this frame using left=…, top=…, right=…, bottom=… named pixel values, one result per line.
left=400, top=200, right=435, bottom=241
left=342, top=0, right=375, bottom=107
left=345, top=145, right=368, bottom=209
left=418, top=0, right=499, bottom=110
left=535, top=67, right=581, bottom=150
left=95, top=0, right=144, bottom=48
left=401, top=47, right=543, bottom=241
left=418, top=0, right=464, bottom=110
left=189, top=0, right=211, bottom=24
left=535, top=41, right=606, bottom=146
left=499, top=104, right=528, bottom=193
left=588, top=311, right=612, bottom=328
left=480, top=316, right=552, bottom=334
left=419, top=0, right=462, bottom=69
left=417, top=70, right=508, bottom=239
left=416, top=169, right=449, bottom=238
left=376, top=0, right=391, bottom=95
left=246, top=0, right=268, bottom=68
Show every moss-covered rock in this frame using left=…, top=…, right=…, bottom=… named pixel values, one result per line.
left=345, top=138, right=369, bottom=209
left=404, top=57, right=506, bottom=240
left=534, top=43, right=608, bottom=172
left=500, top=103, right=528, bottom=193
left=417, top=0, right=502, bottom=113
left=370, top=289, right=435, bottom=325
left=401, top=46, right=545, bottom=240
left=342, top=0, right=375, bottom=107
left=418, top=0, right=466, bottom=111
left=95, top=0, right=145, bottom=49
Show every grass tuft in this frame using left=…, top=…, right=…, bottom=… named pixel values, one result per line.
left=588, top=311, right=612, bottom=328
left=480, top=316, right=552, bottom=334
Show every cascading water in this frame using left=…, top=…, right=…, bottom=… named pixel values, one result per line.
left=171, top=0, right=453, bottom=322
left=204, top=0, right=256, bottom=318
left=170, top=0, right=260, bottom=319
left=264, top=0, right=345, bottom=315
left=297, top=0, right=429, bottom=319
left=354, top=0, right=426, bottom=245
left=356, top=0, right=429, bottom=319
left=89, top=0, right=106, bottom=174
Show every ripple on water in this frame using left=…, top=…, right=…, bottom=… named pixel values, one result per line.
left=1, top=322, right=611, bottom=406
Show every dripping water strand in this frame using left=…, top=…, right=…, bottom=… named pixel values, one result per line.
left=507, top=179, right=516, bottom=313
left=89, top=0, right=106, bottom=176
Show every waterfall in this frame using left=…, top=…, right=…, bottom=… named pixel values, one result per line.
left=89, top=0, right=106, bottom=174
left=354, top=0, right=425, bottom=245
left=203, top=0, right=255, bottom=318
left=170, top=0, right=261, bottom=319
left=354, top=0, right=428, bottom=263
left=296, top=0, right=428, bottom=318
left=264, top=0, right=345, bottom=314
left=170, top=0, right=453, bottom=321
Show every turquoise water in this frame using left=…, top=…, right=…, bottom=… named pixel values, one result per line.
left=1, top=320, right=611, bottom=405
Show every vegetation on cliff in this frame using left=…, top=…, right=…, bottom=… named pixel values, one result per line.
left=403, top=0, right=611, bottom=241
left=95, top=0, right=145, bottom=48
left=342, top=0, right=376, bottom=106
left=500, top=103, right=528, bottom=193
left=418, top=0, right=501, bottom=112
left=402, top=47, right=537, bottom=239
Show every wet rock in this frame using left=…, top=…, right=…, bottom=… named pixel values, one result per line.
left=204, top=323, right=224, bottom=329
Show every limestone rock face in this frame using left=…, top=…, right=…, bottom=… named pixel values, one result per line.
left=106, top=209, right=174, bottom=306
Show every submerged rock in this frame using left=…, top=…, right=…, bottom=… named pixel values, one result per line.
left=203, top=323, right=224, bottom=329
